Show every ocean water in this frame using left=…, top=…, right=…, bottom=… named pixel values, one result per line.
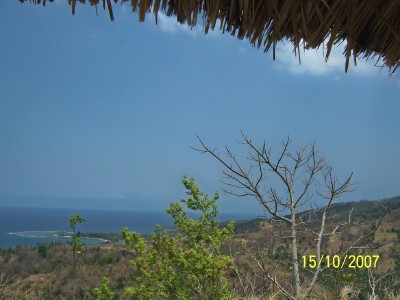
left=0, top=206, right=252, bottom=248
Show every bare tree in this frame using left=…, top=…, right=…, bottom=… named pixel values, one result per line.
left=193, top=131, right=383, bottom=299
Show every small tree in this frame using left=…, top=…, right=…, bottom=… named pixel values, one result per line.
left=37, top=243, right=47, bottom=258
left=69, top=214, right=85, bottom=300
left=195, top=132, right=384, bottom=299
left=94, top=277, right=115, bottom=300
left=121, top=176, right=235, bottom=299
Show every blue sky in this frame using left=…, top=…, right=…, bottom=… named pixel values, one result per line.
left=0, top=1, right=399, bottom=214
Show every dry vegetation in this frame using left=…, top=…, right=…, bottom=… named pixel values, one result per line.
left=227, top=196, right=400, bottom=299
left=1, top=196, right=400, bottom=299
left=0, top=244, right=132, bottom=299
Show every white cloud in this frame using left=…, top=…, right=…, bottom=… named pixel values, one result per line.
left=275, top=40, right=382, bottom=77
left=156, top=13, right=200, bottom=37
left=129, top=10, right=396, bottom=79
left=151, top=12, right=224, bottom=39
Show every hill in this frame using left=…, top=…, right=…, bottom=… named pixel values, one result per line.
left=1, top=195, right=400, bottom=299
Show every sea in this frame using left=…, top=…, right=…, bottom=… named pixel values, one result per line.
left=0, top=206, right=253, bottom=248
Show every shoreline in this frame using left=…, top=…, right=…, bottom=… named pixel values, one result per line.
left=5, top=230, right=112, bottom=247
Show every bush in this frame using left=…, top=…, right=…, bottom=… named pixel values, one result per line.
left=94, top=277, right=115, bottom=300
left=37, top=243, right=47, bottom=258
left=99, top=251, right=113, bottom=266
left=121, top=176, right=235, bottom=299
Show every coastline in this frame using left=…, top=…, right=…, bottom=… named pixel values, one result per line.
left=7, top=230, right=111, bottom=245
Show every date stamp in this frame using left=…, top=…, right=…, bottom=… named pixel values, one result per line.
left=302, top=254, right=380, bottom=269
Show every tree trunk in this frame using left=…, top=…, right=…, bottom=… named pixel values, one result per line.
left=291, top=207, right=301, bottom=299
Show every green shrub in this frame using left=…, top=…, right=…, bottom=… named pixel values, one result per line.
left=99, top=251, right=113, bottom=266
left=121, top=176, right=235, bottom=299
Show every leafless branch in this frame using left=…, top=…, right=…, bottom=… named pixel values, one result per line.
left=193, top=132, right=367, bottom=299
left=248, top=250, right=294, bottom=300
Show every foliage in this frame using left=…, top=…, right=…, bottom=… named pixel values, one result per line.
left=94, top=277, right=115, bottom=300
left=69, top=214, right=85, bottom=272
left=37, top=243, right=47, bottom=258
left=1, top=197, right=399, bottom=299
left=0, top=243, right=133, bottom=299
left=69, top=214, right=86, bottom=257
left=99, top=251, right=114, bottom=266
left=121, top=176, right=235, bottom=299
left=69, top=214, right=85, bottom=300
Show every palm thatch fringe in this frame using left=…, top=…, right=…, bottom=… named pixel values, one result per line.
left=20, top=0, right=400, bottom=74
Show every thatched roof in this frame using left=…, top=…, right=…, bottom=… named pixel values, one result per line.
left=22, top=0, right=400, bottom=73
